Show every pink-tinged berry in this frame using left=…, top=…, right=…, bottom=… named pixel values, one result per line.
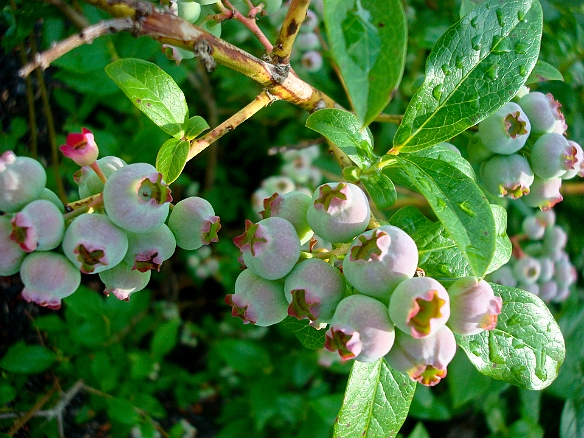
left=324, top=294, right=395, bottom=363
left=522, top=176, right=563, bottom=210
left=306, top=182, right=370, bottom=243
left=225, top=269, right=288, bottom=326
left=478, top=102, right=531, bottom=155
left=389, top=277, right=450, bottom=339
left=75, top=156, right=126, bottom=199
left=530, top=133, right=575, bottom=179
left=296, top=32, right=320, bottom=51
left=59, top=127, right=99, bottom=167
left=103, top=163, right=172, bottom=233
left=480, top=154, right=534, bottom=199
left=513, top=256, right=541, bottom=284
left=284, top=258, right=345, bottom=324
left=168, top=197, right=220, bottom=250
left=261, top=191, right=313, bottom=244
left=342, top=225, right=418, bottom=301
left=20, top=252, right=81, bottom=310
left=384, top=325, right=456, bottom=387
left=62, top=213, right=128, bottom=274
left=447, top=278, right=502, bottom=335
left=99, top=261, right=151, bottom=301
left=301, top=51, right=323, bottom=72
left=124, top=224, right=176, bottom=272
left=0, top=151, right=46, bottom=213
left=10, top=200, right=64, bottom=252
left=234, top=217, right=300, bottom=280
left=517, top=91, right=567, bottom=135
left=562, top=141, right=584, bottom=180
left=522, top=215, right=545, bottom=240
left=0, top=216, right=27, bottom=276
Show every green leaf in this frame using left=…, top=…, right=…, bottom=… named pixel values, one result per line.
left=156, top=138, right=189, bottom=184
left=105, top=58, right=189, bottom=138
left=184, top=115, right=210, bottom=140
left=407, top=422, right=431, bottom=438
left=393, top=155, right=496, bottom=278
left=281, top=316, right=325, bottom=350
left=324, top=0, right=407, bottom=127
left=333, top=359, right=416, bottom=437
left=456, top=283, right=565, bottom=390
left=214, top=339, right=272, bottom=376
left=0, top=341, right=56, bottom=374
left=106, top=397, right=141, bottom=425
left=361, top=172, right=396, bottom=210
left=392, top=0, right=543, bottom=153
left=460, top=0, right=483, bottom=17
left=150, top=318, right=181, bottom=358
left=486, top=204, right=512, bottom=274
left=526, top=60, right=564, bottom=85
left=306, top=109, right=377, bottom=169
left=561, top=398, right=584, bottom=438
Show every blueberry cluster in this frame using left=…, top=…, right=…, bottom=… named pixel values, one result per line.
left=469, top=88, right=581, bottom=210
left=227, top=182, right=503, bottom=386
left=0, top=129, right=221, bottom=309
left=487, top=209, right=576, bottom=303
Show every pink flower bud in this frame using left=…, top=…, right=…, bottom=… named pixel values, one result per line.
left=385, top=325, right=457, bottom=387
left=447, top=277, right=502, bottom=335
left=59, top=128, right=99, bottom=167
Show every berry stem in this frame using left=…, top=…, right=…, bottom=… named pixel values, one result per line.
left=510, top=234, right=528, bottom=259
left=304, top=242, right=352, bottom=260
left=214, top=0, right=273, bottom=53
left=89, top=161, right=108, bottom=184
left=63, top=193, right=104, bottom=221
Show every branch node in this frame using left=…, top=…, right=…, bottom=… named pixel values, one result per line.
left=194, top=40, right=216, bottom=73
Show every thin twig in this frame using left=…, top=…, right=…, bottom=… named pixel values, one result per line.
left=42, top=0, right=90, bottom=29
left=215, top=0, right=273, bottom=53
left=374, top=113, right=404, bottom=124
left=6, top=382, right=58, bottom=436
left=19, top=18, right=136, bottom=78
left=187, top=90, right=278, bottom=160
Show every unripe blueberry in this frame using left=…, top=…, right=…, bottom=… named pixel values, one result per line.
left=284, top=258, right=345, bottom=324
left=10, top=200, right=65, bottom=252
left=281, top=152, right=313, bottom=184
left=513, top=256, right=541, bottom=284
left=0, top=151, right=46, bottom=213
left=301, top=51, right=323, bottom=72
left=342, top=225, right=418, bottom=301
left=261, top=191, right=313, bottom=244
left=0, top=216, right=27, bottom=276
left=75, top=156, right=126, bottom=199
left=538, top=281, right=557, bottom=301
left=481, top=154, right=534, bottom=198
left=59, top=127, right=99, bottom=167
left=99, top=261, right=151, bottom=301
left=467, top=135, right=495, bottom=163
left=447, top=278, right=502, bottom=335
left=522, top=176, right=563, bottom=210
left=542, top=225, right=568, bottom=254
left=517, top=91, right=567, bottom=135
left=20, top=252, right=81, bottom=310
left=537, top=256, right=555, bottom=283
left=296, top=32, right=320, bottom=51
left=478, top=102, right=531, bottom=155
left=554, top=258, right=577, bottom=288
left=124, top=224, right=177, bottom=272
left=168, top=197, right=220, bottom=250
left=518, top=281, right=540, bottom=295
left=562, top=141, right=584, bottom=180
left=530, top=133, right=575, bottom=179
left=306, top=182, right=370, bottom=243
left=62, top=213, right=128, bottom=274
left=524, top=242, right=543, bottom=257
left=262, top=0, right=283, bottom=14
left=234, top=217, right=300, bottom=280
left=535, top=209, right=556, bottom=228
left=389, top=277, right=450, bottom=339
left=522, top=215, right=545, bottom=240
left=225, top=269, right=288, bottom=326
left=324, top=294, right=395, bottom=362
left=39, top=188, right=65, bottom=213
left=552, top=285, right=570, bottom=303
left=486, top=265, right=517, bottom=288
left=385, top=325, right=456, bottom=387
left=177, top=0, right=201, bottom=23
left=103, top=163, right=172, bottom=233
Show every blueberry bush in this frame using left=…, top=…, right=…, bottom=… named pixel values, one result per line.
left=1, top=0, right=584, bottom=436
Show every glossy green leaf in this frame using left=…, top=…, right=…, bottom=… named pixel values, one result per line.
left=156, top=138, right=189, bottom=184
left=306, top=109, right=377, bottom=169
left=281, top=316, right=325, bottom=350
left=361, top=172, right=397, bottom=210
left=460, top=0, right=483, bottom=17
left=105, top=58, right=188, bottom=138
left=324, top=0, right=407, bottom=127
left=526, top=60, right=564, bottom=85
left=184, top=115, right=210, bottom=140
left=333, top=359, right=415, bottom=437
left=0, top=341, right=56, bottom=374
left=393, top=155, right=496, bottom=278
left=151, top=318, right=181, bottom=358
left=456, top=284, right=565, bottom=390
left=392, top=0, right=543, bottom=153
left=486, top=204, right=512, bottom=274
